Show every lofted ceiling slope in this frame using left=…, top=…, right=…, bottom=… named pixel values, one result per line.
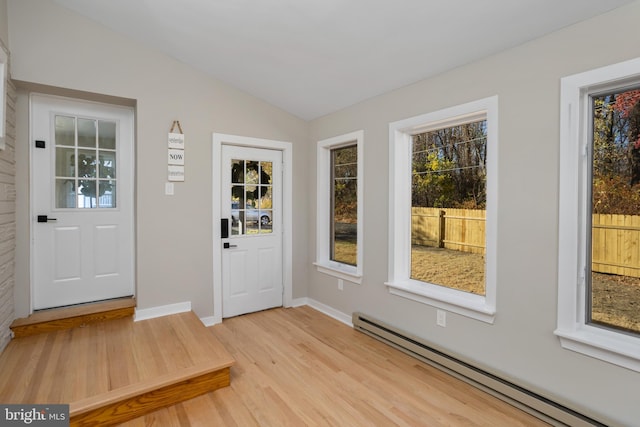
left=53, top=0, right=634, bottom=120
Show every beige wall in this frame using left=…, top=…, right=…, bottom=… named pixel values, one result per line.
left=0, top=0, right=7, bottom=44
left=7, top=0, right=640, bottom=424
left=7, top=0, right=309, bottom=318
left=308, top=2, right=640, bottom=425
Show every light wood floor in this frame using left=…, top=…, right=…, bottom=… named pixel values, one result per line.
left=124, top=306, right=548, bottom=426
left=0, top=311, right=234, bottom=412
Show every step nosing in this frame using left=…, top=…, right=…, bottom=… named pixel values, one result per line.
left=70, top=362, right=233, bottom=415
left=10, top=298, right=136, bottom=338
left=11, top=298, right=136, bottom=328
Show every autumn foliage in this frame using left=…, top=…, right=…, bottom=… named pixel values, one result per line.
left=612, top=89, right=640, bottom=148
left=592, top=89, right=640, bottom=214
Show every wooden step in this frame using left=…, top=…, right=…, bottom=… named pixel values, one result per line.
left=70, top=364, right=231, bottom=426
left=0, top=311, right=235, bottom=426
left=10, top=297, right=136, bottom=338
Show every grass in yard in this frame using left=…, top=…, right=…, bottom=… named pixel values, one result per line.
left=411, top=246, right=640, bottom=333
left=333, top=240, right=357, bottom=266
left=411, top=245, right=485, bottom=295
left=591, top=272, right=640, bottom=334
left=333, top=241, right=640, bottom=334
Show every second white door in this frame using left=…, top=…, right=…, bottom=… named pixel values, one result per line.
left=221, top=145, right=283, bottom=317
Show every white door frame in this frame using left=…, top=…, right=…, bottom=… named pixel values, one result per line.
left=212, top=133, right=293, bottom=324
left=29, top=93, right=136, bottom=312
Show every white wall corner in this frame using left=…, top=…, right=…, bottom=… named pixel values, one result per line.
left=304, top=298, right=353, bottom=327
left=290, top=297, right=309, bottom=307
left=134, top=301, right=192, bottom=322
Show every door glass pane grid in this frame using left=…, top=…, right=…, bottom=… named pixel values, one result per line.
left=230, top=159, right=273, bottom=235
left=54, top=115, right=117, bottom=209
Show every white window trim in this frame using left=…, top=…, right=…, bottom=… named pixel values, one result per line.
left=556, top=57, right=640, bottom=372
left=314, top=130, right=364, bottom=284
left=387, top=96, right=498, bottom=324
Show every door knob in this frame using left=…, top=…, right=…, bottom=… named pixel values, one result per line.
left=37, top=215, right=57, bottom=223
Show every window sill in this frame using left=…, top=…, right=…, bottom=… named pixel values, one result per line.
left=554, top=325, right=640, bottom=372
left=314, top=262, right=362, bottom=284
left=385, top=280, right=495, bottom=324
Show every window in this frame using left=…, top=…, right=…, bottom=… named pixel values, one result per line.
left=315, top=130, right=363, bottom=283
left=387, top=97, right=498, bottom=323
left=557, top=57, right=640, bottom=371
left=411, top=119, right=487, bottom=295
left=230, top=159, right=273, bottom=235
left=55, top=116, right=117, bottom=208
left=331, top=145, right=358, bottom=265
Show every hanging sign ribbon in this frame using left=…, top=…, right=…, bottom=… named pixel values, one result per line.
left=168, top=120, right=184, bottom=149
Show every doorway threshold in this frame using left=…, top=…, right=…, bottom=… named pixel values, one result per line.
left=10, top=296, right=136, bottom=338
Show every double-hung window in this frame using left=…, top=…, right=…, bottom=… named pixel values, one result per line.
left=557, top=58, right=640, bottom=371
left=387, top=97, right=498, bottom=323
left=315, top=130, right=364, bottom=283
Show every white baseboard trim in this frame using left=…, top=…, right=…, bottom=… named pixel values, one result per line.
left=134, top=301, right=192, bottom=322
left=297, top=298, right=353, bottom=327
left=135, top=298, right=351, bottom=327
left=199, top=316, right=220, bottom=327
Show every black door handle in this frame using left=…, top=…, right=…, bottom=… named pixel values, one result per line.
left=221, top=218, right=229, bottom=238
left=223, top=242, right=238, bottom=249
left=37, top=215, right=57, bottom=223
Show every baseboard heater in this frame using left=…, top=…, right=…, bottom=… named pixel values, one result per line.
left=352, top=312, right=606, bottom=427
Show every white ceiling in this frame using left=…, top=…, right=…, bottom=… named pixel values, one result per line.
left=53, top=0, right=633, bottom=120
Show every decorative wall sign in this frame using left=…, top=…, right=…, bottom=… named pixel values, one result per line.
left=168, top=132, right=184, bottom=149
left=168, top=120, right=185, bottom=181
left=168, top=149, right=185, bottom=165
left=168, top=165, right=185, bottom=182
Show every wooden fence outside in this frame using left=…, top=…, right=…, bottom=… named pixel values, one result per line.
left=592, top=213, right=640, bottom=278
left=412, top=208, right=640, bottom=278
left=411, top=207, right=486, bottom=255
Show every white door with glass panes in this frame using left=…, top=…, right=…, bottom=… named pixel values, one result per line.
left=31, top=95, right=134, bottom=310
left=221, top=145, right=282, bottom=317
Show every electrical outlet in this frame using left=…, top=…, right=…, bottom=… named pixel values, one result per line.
left=437, top=310, right=446, bottom=327
left=165, top=182, right=174, bottom=195
left=338, top=279, right=344, bottom=291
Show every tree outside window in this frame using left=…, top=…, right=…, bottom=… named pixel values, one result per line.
left=331, top=145, right=358, bottom=266
left=590, top=88, right=640, bottom=335
left=411, top=120, right=487, bottom=295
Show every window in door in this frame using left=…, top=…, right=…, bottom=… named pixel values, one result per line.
left=55, top=116, right=117, bottom=209
left=230, top=158, right=273, bottom=235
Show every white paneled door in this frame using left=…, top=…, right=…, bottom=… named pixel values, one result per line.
left=221, top=145, right=283, bottom=317
left=31, top=95, right=134, bottom=310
